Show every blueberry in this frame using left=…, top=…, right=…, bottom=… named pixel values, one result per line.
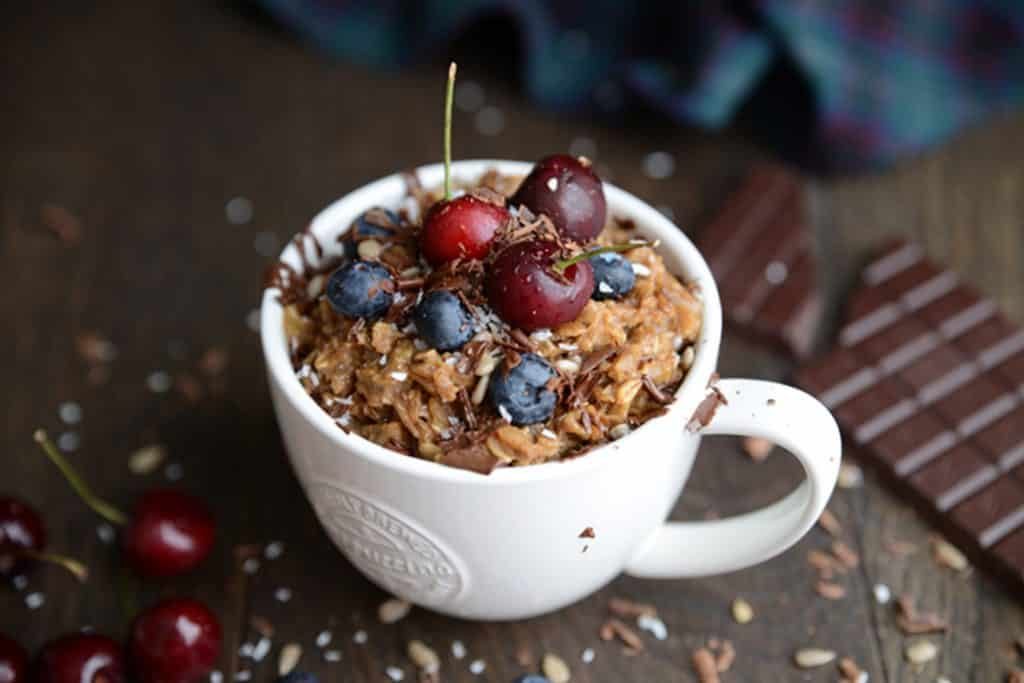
left=326, top=260, right=394, bottom=319
left=488, top=353, right=557, bottom=426
left=589, top=251, right=635, bottom=300
left=343, top=208, right=399, bottom=258
left=512, top=676, right=551, bottom=683
left=277, top=673, right=319, bottom=683
left=413, top=290, right=476, bottom=351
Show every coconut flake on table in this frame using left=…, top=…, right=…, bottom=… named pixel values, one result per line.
left=468, top=659, right=486, bottom=675
left=58, top=402, right=82, bottom=425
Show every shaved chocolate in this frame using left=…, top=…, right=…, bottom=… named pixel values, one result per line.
left=796, top=241, right=1024, bottom=599
left=696, top=166, right=822, bottom=357
left=687, top=386, right=727, bottom=432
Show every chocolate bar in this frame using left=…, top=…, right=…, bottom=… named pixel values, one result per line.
left=697, top=166, right=823, bottom=357
left=796, top=241, right=1024, bottom=595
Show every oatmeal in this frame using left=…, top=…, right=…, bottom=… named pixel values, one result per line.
left=271, top=165, right=702, bottom=473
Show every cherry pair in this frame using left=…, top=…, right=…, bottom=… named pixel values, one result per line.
left=2, top=598, right=220, bottom=683
left=33, top=431, right=214, bottom=577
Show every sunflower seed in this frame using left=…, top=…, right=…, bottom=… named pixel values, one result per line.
left=731, top=598, right=753, bottom=623
left=930, top=537, right=969, bottom=572
left=904, top=639, right=938, bottom=664
left=378, top=598, right=412, bottom=624
left=542, top=653, right=571, bottom=683
left=129, top=445, right=167, bottom=474
left=793, top=648, right=835, bottom=668
left=407, top=640, right=440, bottom=672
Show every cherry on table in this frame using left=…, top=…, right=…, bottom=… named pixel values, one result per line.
left=511, top=154, right=607, bottom=242
left=419, top=195, right=510, bottom=266
left=485, top=240, right=594, bottom=331
left=130, top=598, right=221, bottom=683
left=33, top=431, right=215, bottom=578
left=122, top=489, right=215, bottom=578
left=0, top=633, right=28, bottom=683
left=34, top=634, right=126, bottom=683
left=0, top=497, right=87, bottom=583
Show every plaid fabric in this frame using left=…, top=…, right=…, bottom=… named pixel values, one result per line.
left=258, top=0, right=1024, bottom=172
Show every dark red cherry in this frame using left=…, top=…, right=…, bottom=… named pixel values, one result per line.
left=0, top=498, right=45, bottom=579
left=419, top=195, right=509, bottom=266
left=34, top=431, right=214, bottom=578
left=130, top=598, right=221, bottom=683
left=123, top=490, right=215, bottom=578
left=511, top=154, right=606, bottom=242
left=0, top=634, right=29, bottom=683
left=486, top=240, right=594, bottom=331
left=34, top=634, right=125, bottom=683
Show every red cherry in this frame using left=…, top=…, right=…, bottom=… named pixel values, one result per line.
left=511, top=154, right=607, bottom=242
left=0, top=498, right=45, bottom=579
left=130, top=598, right=221, bottom=683
left=419, top=195, right=509, bottom=266
left=123, top=490, right=215, bottom=578
left=486, top=240, right=594, bottom=331
left=33, top=432, right=214, bottom=578
left=34, top=634, right=126, bottom=683
left=0, top=634, right=29, bottom=683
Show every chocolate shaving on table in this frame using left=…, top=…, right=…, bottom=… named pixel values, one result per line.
left=642, top=374, right=672, bottom=404
left=607, top=597, right=657, bottom=619
left=895, top=594, right=949, bottom=635
left=687, top=385, right=727, bottom=432
left=599, top=618, right=645, bottom=652
left=691, top=648, right=720, bottom=683
left=579, top=526, right=596, bottom=539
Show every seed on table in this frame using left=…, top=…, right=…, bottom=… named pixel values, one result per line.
left=542, top=653, right=571, bottom=683
left=731, top=598, right=753, bottom=623
left=407, top=640, right=440, bottom=672
left=793, top=648, right=836, bottom=668
left=315, top=630, right=332, bottom=648
left=129, top=444, right=167, bottom=475
left=873, top=583, right=892, bottom=604
left=378, top=597, right=412, bottom=624
left=468, top=659, right=485, bottom=675
left=451, top=640, right=466, bottom=659
left=691, top=648, right=719, bottom=683
left=636, top=614, right=667, bottom=640
left=837, top=461, right=863, bottom=488
left=930, top=537, right=969, bottom=572
left=904, top=639, right=938, bottom=664
left=580, top=648, right=595, bottom=664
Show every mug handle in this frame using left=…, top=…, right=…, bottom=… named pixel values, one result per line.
left=625, top=378, right=841, bottom=578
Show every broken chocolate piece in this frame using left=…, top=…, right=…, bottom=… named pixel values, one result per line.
left=796, top=241, right=1024, bottom=600
left=696, top=165, right=822, bottom=357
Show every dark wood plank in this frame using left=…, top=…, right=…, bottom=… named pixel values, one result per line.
left=2, top=2, right=1023, bottom=682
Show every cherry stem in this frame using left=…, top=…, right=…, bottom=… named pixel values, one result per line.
left=17, top=549, right=89, bottom=583
left=33, top=429, right=128, bottom=526
left=552, top=241, right=653, bottom=273
left=443, top=61, right=457, bottom=201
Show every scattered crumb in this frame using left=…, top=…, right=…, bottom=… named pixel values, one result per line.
left=96, top=523, right=116, bottom=545
left=873, top=583, right=892, bottom=605
left=407, top=640, right=440, bottom=673
left=25, top=592, right=45, bottom=609
left=451, top=640, right=466, bottom=659
left=242, top=558, right=260, bottom=575
left=636, top=614, right=668, bottom=641
left=385, top=666, right=405, bottom=681
left=815, top=581, right=846, bottom=600
left=58, top=402, right=82, bottom=425
left=904, top=639, right=938, bottom=664
left=264, top=541, right=284, bottom=560
left=832, top=541, right=860, bottom=569
left=353, top=630, right=368, bottom=645
left=315, top=630, right=332, bottom=648
left=599, top=618, right=644, bottom=652
left=580, top=648, right=595, bottom=664
left=273, top=587, right=292, bottom=603
left=323, top=649, right=342, bottom=663
left=468, top=659, right=486, bottom=675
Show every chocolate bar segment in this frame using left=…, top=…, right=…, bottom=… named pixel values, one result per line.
left=796, top=241, right=1024, bottom=599
left=697, top=166, right=822, bottom=357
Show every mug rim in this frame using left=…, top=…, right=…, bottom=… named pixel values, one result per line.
left=260, top=159, right=723, bottom=485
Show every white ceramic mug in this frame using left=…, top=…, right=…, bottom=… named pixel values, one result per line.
left=261, top=160, right=841, bottom=621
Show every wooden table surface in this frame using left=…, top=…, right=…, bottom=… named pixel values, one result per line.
left=3, top=3, right=1023, bottom=682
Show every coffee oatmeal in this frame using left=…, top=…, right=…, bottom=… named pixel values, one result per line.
left=270, top=166, right=702, bottom=473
